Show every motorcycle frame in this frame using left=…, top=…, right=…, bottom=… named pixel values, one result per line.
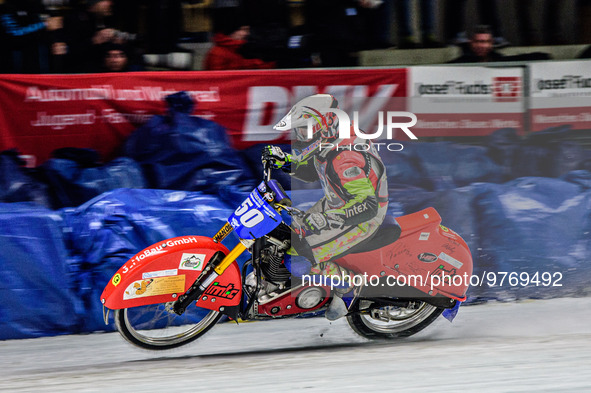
left=101, top=167, right=472, bottom=325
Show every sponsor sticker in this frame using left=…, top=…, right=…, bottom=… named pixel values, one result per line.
left=492, top=77, right=521, bottom=102
left=142, top=269, right=178, bottom=279
left=438, top=252, right=463, bottom=269
left=263, top=192, right=274, bottom=202
left=204, top=282, right=239, bottom=300
left=419, top=232, right=430, bottom=241
left=439, top=225, right=458, bottom=240
left=179, top=253, right=206, bottom=270
left=343, top=166, right=362, bottom=178
left=213, top=222, right=233, bottom=243
left=418, top=252, right=438, bottom=263
left=123, top=275, right=185, bottom=300
left=112, top=273, right=121, bottom=286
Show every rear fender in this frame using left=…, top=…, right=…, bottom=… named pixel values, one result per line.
left=100, top=236, right=242, bottom=312
left=385, top=209, right=473, bottom=300
left=337, top=208, right=473, bottom=300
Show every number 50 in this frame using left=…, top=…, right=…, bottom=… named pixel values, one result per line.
left=235, top=198, right=264, bottom=228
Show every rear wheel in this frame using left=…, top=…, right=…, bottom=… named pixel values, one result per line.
left=115, top=302, right=221, bottom=350
left=347, top=300, right=443, bottom=340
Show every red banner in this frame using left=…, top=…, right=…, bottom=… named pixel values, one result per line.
left=0, top=69, right=407, bottom=164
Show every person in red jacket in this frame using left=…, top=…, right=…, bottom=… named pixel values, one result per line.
left=203, top=10, right=275, bottom=71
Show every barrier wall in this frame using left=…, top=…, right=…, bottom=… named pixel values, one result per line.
left=409, top=66, right=525, bottom=136
left=3, top=61, right=590, bottom=165
left=530, top=61, right=591, bottom=132
left=1, top=62, right=591, bottom=339
left=0, top=69, right=407, bottom=163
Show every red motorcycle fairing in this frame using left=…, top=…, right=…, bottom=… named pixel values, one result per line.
left=100, top=236, right=242, bottom=312
left=335, top=207, right=473, bottom=301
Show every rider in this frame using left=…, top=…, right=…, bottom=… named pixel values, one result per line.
left=262, top=94, right=389, bottom=320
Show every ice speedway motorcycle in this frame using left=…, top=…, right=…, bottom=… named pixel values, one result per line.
left=101, top=161, right=473, bottom=350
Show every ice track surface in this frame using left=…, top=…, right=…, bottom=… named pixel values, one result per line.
left=1, top=297, right=590, bottom=393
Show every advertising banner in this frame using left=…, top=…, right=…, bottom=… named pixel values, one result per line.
left=0, top=69, right=407, bottom=163
left=408, top=66, right=525, bottom=137
left=529, top=60, right=591, bottom=132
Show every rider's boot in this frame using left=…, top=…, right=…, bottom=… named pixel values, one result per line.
left=285, top=255, right=355, bottom=320
left=325, top=294, right=349, bottom=321
left=312, top=261, right=356, bottom=321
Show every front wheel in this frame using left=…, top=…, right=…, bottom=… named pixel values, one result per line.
left=114, top=302, right=222, bottom=350
left=347, top=300, right=443, bottom=340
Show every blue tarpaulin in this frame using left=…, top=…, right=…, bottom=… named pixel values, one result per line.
left=386, top=141, right=505, bottom=190
left=0, top=150, right=51, bottom=208
left=41, top=154, right=146, bottom=208
left=474, top=176, right=591, bottom=299
left=123, top=91, right=256, bottom=198
left=0, top=203, right=83, bottom=339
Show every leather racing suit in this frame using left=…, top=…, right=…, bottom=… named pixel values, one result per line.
left=289, top=135, right=389, bottom=265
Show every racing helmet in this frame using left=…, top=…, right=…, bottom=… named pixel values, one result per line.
left=273, top=94, right=340, bottom=148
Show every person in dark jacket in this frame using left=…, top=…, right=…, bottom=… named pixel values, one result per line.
left=56, top=0, right=136, bottom=73
left=449, top=25, right=505, bottom=63
left=0, top=0, right=62, bottom=73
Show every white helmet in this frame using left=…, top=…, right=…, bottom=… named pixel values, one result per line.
left=273, top=94, right=340, bottom=145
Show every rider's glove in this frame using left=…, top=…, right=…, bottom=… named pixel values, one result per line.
left=262, top=145, right=292, bottom=171
left=302, top=212, right=345, bottom=235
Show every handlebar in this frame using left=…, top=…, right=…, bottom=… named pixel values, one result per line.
left=262, top=159, right=272, bottom=182
left=261, top=158, right=297, bottom=211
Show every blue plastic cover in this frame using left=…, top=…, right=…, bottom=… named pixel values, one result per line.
left=485, top=128, right=522, bottom=182
left=561, top=170, right=591, bottom=190
left=42, top=155, right=146, bottom=208
left=0, top=203, right=83, bottom=339
left=379, top=147, right=425, bottom=189
left=0, top=150, right=51, bottom=207
left=474, top=177, right=591, bottom=299
left=62, top=188, right=240, bottom=332
left=393, top=141, right=504, bottom=190
left=123, top=92, right=256, bottom=198
left=512, top=126, right=591, bottom=179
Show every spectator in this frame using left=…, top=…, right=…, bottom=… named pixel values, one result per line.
left=241, top=0, right=292, bottom=67
left=304, top=0, right=377, bottom=67
left=444, top=0, right=508, bottom=47
left=358, top=0, right=392, bottom=49
left=395, top=0, right=443, bottom=48
left=203, top=8, right=275, bottom=71
left=56, top=0, right=136, bottom=73
left=100, top=42, right=143, bottom=72
left=0, top=0, right=62, bottom=73
left=449, top=25, right=505, bottom=63
left=514, top=0, right=569, bottom=46
left=112, top=0, right=142, bottom=38
left=144, top=0, right=183, bottom=54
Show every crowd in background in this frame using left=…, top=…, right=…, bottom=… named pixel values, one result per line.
left=1, top=0, right=591, bottom=74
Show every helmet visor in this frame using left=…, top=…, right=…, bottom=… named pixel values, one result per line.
left=292, top=126, right=310, bottom=142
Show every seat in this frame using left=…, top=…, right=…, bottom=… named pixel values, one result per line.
left=348, top=216, right=401, bottom=255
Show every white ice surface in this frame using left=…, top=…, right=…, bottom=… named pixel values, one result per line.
left=0, top=297, right=590, bottom=393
